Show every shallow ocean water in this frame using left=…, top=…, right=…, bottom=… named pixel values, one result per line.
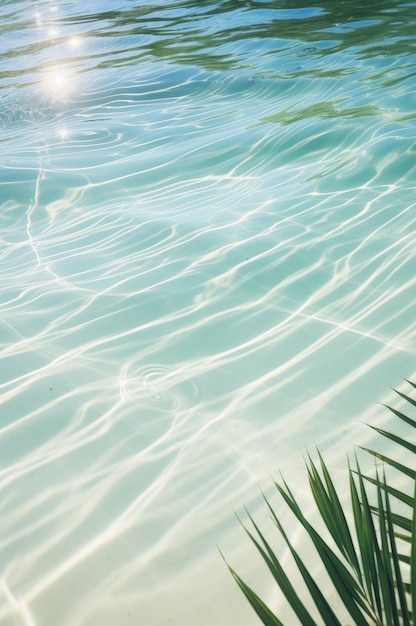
left=1, top=1, right=416, bottom=624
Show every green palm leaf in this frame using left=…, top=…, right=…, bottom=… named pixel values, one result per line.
left=358, top=450, right=416, bottom=483
left=226, top=379, right=416, bottom=626
left=239, top=508, right=320, bottom=626
left=307, top=451, right=362, bottom=578
left=226, top=563, right=286, bottom=626
left=263, top=493, right=344, bottom=626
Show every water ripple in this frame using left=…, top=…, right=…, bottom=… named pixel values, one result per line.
left=1, top=1, right=416, bottom=625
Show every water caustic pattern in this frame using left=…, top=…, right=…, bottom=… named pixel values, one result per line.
left=1, top=0, right=416, bottom=624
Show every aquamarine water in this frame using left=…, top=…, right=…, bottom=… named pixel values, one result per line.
left=1, top=1, right=415, bottom=625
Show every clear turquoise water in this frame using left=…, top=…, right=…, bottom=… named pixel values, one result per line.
left=1, top=1, right=415, bottom=624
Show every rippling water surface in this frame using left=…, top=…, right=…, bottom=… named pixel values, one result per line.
left=1, top=1, right=416, bottom=624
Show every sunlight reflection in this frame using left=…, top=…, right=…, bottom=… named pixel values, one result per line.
left=58, top=126, right=69, bottom=140
left=42, top=67, right=73, bottom=100
left=69, top=36, right=82, bottom=49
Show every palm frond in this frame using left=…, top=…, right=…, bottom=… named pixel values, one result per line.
left=226, top=379, right=416, bottom=625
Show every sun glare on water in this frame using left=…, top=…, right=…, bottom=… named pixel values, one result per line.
left=33, top=4, right=83, bottom=102
left=69, top=36, right=82, bottom=49
left=41, top=66, right=74, bottom=101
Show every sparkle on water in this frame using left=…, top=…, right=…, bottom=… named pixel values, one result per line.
left=1, top=1, right=415, bottom=625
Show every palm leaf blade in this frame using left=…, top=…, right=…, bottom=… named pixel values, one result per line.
left=264, top=495, right=344, bottom=626
left=227, top=564, right=286, bottom=626
left=369, top=425, right=416, bottom=455
left=227, top=380, right=416, bottom=626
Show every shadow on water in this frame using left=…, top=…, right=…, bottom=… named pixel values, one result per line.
left=68, top=0, right=416, bottom=65
left=1, top=0, right=415, bottom=79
